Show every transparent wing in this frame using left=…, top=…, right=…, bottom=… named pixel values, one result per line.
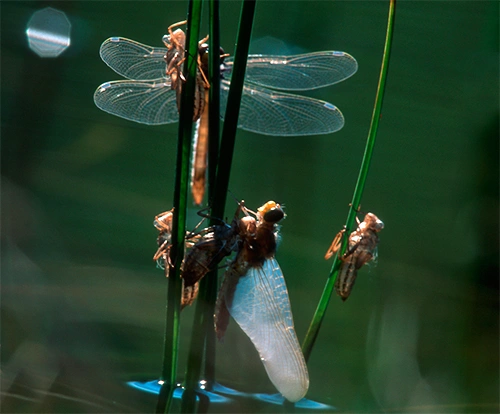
left=220, top=80, right=344, bottom=136
left=99, top=37, right=169, bottom=80
left=227, top=258, right=309, bottom=402
left=94, top=81, right=179, bottom=125
left=224, top=51, right=357, bottom=91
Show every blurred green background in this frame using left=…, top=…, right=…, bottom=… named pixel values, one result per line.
left=1, top=1, right=498, bottom=412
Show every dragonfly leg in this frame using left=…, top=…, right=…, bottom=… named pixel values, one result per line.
left=347, top=202, right=363, bottom=224
left=241, top=204, right=258, bottom=218
left=153, top=242, right=172, bottom=266
left=194, top=206, right=229, bottom=228
left=166, top=55, right=187, bottom=82
left=168, top=20, right=188, bottom=35
left=324, top=228, right=345, bottom=260
left=197, top=61, right=210, bottom=88
left=199, top=34, right=209, bottom=45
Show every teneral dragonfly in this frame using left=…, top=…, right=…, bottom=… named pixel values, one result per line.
left=325, top=212, right=384, bottom=301
left=94, top=21, right=214, bottom=204
left=94, top=31, right=357, bottom=134
left=94, top=26, right=358, bottom=203
left=95, top=21, right=209, bottom=123
left=215, top=201, right=309, bottom=403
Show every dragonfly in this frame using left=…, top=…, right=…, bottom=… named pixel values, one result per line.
left=94, top=21, right=215, bottom=205
left=94, top=23, right=358, bottom=202
left=215, top=201, right=309, bottom=403
left=325, top=212, right=384, bottom=301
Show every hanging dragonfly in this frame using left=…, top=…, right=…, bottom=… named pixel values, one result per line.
left=215, top=201, right=309, bottom=403
left=94, top=21, right=215, bottom=205
left=325, top=212, right=384, bottom=301
left=94, top=22, right=358, bottom=203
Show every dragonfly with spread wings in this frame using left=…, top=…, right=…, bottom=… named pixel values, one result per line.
left=95, top=21, right=216, bottom=205
left=94, top=23, right=358, bottom=203
left=94, top=27, right=357, bottom=134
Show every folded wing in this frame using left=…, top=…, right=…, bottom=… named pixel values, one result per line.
left=227, top=258, right=309, bottom=402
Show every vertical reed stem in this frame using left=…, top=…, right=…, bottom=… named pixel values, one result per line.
left=210, top=0, right=257, bottom=220
left=302, top=0, right=396, bottom=363
left=156, top=1, right=203, bottom=412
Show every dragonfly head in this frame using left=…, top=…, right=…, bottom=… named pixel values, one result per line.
left=258, top=201, right=285, bottom=224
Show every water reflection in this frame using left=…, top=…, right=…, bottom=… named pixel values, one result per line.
left=128, top=380, right=231, bottom=403
left=366, top=299, right=433, bottom=409
left=127, top=379, right=335, bottom=411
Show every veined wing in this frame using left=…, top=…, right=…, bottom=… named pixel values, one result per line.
left=220, top=80, right=344, bottom=136
left=227, top=258, right=309, bottom=403
left=99, top=37, right=169, bottom=80
left=224, top=51, right=357, bottom=91
left=94, top=80, right=179, bottom=125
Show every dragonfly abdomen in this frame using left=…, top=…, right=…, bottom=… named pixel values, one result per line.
left=215, top=256, right=249, bottom=340
left=335, top=255, right=358, bottom=301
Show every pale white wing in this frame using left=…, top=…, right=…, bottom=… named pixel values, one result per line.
left=227, top=258, right=309, bottom=402
left=220, top=80, right=344, bottom=136
left=99, top=37, right=169, bottom=81
left=224, top=51, right=358, bottom=91
left=94, top=80, right=178, bottom=125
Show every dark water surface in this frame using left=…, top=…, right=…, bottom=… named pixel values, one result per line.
left=2, top=1, right=498, bottom=413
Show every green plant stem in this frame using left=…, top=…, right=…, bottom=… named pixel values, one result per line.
left=181, top=1, right=257, bottom=410
left=181, top=2, right=222, bottom=411
left=208, top=0, right=221, bottom=203
left=301, top=0, right=396, bottom=363
left=203, top=0, right=221, bottom=388
left=211, top=0, right=256, bottom=220
left=155, top=2, right=203, bottom=413
left=205, top=1, right=257, bottom=386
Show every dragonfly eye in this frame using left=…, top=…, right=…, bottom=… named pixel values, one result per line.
left=263, top=207, right=284, bottom=224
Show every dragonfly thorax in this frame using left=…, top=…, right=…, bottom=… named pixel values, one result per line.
left=239, top=216, right=257, bottom=236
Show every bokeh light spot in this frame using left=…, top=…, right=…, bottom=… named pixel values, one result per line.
left=26, top=7, right=71, bottom=58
